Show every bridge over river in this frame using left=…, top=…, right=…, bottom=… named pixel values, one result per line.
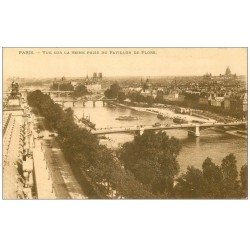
left=3, top=89, right=74, bottom=95
left=53, top=97, right=116, bottom=107
left=92, top=121, right=247, bottom=137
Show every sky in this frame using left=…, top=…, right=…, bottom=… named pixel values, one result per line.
left=3, top=48, right=247, bottom=79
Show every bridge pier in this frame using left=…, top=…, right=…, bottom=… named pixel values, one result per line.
left=93, top=101, right=96, bottom=107
left=73, top=101, right=75, bottom=107
left=188, top=125, right=200, bottom=137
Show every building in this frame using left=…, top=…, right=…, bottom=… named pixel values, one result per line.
left=211, top=96, right=224, bottom=107
left=52, top=77, right=73, bottom=91
left=177, top=94, right=185, bottom=102
left=128, top=87, right=143, bottom=94
left=223, top=92, right=247, bottom=112
left=5, top=82, right=23, bottom=111
left=242, top=93, right=247, bottom=112
left=140, top=89, right=152, bottom=98
left=175, top=107, right=190, bottom=114
left=98, top=72, right=103, bottom=79
left=163, top=90, right=179, bottom=101
left=199, top=93, right=211, bottom=105
left=86, top=83, right=102, bottom=92
left=3, top=113, right=26, bottom=199
left=203, top=73, right=212, bottom=79
left=156, top=89, right=164, bottom=100
left=220, top=66, right=237, bottom=80
left=224, top=96, right=231, bottom=110
left=225, top=66, right=231, bottom=76
left=69, top=81, right=78, bottom=90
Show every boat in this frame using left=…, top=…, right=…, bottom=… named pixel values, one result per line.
left=173, top=117, right=188, bottom=124
left=115, top=115, right=138, bottom=121
left=192, top=120, right=203, bottom=124
left=153, top=122, right=161, bottom=127
left=79, top=117, right=96, bottom=129
left=99, top=135, right=107, bottom=139
left=157, top=113, right=166, bottom=120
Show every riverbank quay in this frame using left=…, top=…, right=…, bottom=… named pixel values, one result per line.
left=110, top=101, right=216, bottom=123
left=32, top=114, right=88, bottom=199
left=43, top=137, right=87, bottom=199
left=111, top=99, right=246, bottom=124
left=225, top=130, right=247, bottom=139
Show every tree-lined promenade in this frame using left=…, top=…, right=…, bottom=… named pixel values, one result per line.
left=28, top=90, right=155, bottom=198
left=28, top=90, right=247, bottom=199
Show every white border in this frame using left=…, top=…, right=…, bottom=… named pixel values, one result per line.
left=0, top=1, right=249, bottom=250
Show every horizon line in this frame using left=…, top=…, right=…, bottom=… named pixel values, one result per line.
left=5, top=74, right=247, bottom=80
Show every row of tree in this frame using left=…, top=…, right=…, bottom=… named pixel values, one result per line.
left=175, top=155, right=247, bottom=199
left=27, top=90, right=155, bottom=198
left=104, top=83, right=155, bottom=105
left=119, top=130, right=247, bottom=199
left=51, top=82, right=74, bottom=91
left=51, top=82, right=89, bottom=98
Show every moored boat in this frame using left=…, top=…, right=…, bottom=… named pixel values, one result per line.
left=157, top=113, right=166, bottom=120
left=115, top=115, right=138, bottom=121
left=173, top=117, right=188, bottom=124
left=79, top=117, right=96, bottom=129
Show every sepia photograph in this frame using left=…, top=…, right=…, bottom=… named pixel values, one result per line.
left=2, top=47, right=248, bottom=199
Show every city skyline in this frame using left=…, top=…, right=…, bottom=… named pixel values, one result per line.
left=3, top=48, right=247, bottom=79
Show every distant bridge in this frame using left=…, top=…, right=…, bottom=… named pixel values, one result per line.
left=92, top=122, right=247, bottom=137
left=53, top=97, right=116, bottom=107
left=4, top=89, right=73, bottom=93
left=3, top=89, right=74, bottom=95
left=3, top=89, right=115, bottom=106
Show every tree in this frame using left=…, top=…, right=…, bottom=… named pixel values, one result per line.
left=202, top=157, right=223, bottom=198
left=119, top=130, right=181, bottom=195
left=73, top=84, right=88, bottom=98
left=174, top=166, right=205, bottom=199
left=104, top=83, right=121, bottom=99
left=142, top=82, right=149, bottom=91
left=51, top=82, right=74, bottom=91
left=117, top=91, right=126, bottom=101
left=220, top=154, right=240, bottom=198
left=240, top=164, right=247, bottom=198
left=146, top=96, right=154, bottom=106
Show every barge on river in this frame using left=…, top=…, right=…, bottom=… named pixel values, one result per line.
left=115, top=115, right=138, bottom=121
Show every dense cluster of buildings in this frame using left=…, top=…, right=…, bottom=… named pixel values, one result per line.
left=119, top=67, right=247, bottom=116
left=52, top=72, right=103, bottom=93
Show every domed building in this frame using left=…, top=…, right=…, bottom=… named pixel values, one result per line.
left=225, top=66, right=231, bottom=76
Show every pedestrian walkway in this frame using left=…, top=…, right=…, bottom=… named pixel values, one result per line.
left=43, top=138, right=87, bottom=199
left=33, top=140, right=56, bottom=199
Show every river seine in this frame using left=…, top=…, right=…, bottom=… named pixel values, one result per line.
left=66, top=101, right=247, bottom=173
